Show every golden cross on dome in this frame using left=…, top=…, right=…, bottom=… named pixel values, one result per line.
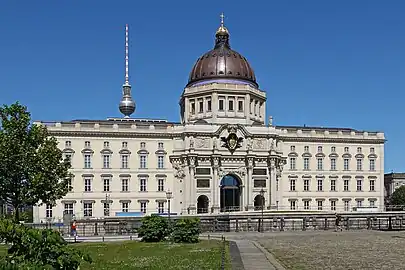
left=220, top=12, right=225, bottom=27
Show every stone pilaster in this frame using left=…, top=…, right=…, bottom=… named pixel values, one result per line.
left=211, top=155, right=220, bottom=213
left=246, top=156, right=254, bottom=210
left=269, top=158, right=276, bottom=208
left=188, top=155, right=197, bottom=214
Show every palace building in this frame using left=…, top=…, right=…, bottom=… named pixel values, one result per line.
left=33, top=16, right=385, bottom=223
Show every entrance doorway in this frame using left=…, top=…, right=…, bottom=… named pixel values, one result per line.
left=254, top=194, right=265, bottom=211
left=197, top=195, right=209, bottom=214
left=220, top=174, right=241, bottom=212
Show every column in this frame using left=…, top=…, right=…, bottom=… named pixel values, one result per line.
left=211, top=156, right=220, bottom=213
left=246, top=157, right=254, bottom=210
left=188, top=156, right=196, bottom=214
left=269, top=158, right=276, bottom=208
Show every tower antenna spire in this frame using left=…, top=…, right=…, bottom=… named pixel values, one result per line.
left=220, top=12, right=225, bottom=27
left=125, top=24, right=129, bottom=85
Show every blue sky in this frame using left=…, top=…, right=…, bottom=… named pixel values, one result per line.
left=1, top=1, right=404, bottom=172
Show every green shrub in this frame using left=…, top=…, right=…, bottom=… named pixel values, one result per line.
left=0, top=218, right=92, bottom=269
left=171, top=217, right=201, bottom=243
left=138, top=215, right=169, bottom=242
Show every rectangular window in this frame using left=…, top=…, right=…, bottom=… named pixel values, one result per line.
left=304, top=200, right=310, bottom=210
left=121, top=155, right=128, bottom=169
left=317, top=179, right=323, bottom=191
left=331, top=146, right=336, bottom=152
left=64, top=203, right=74, bottom=215
left=369, top=179, right=375, bottom=191
left=158, top=179, right=164, bottom=191
left=290, top=200, right=297, bottom=210
left=304, top=179, right=309, bottom=191
left=140, top=142, right=146, bottom=148
left=157, top=156, right=164, bottom=169
left=103, top=203, right=110, bottom=216
left=317, top=200, right=323, bottom=210
left=85, top=141, right=91, bottom=148
left=369, top=200, right=375, bottom=207
left=290, top=179, right=296, bottom=191
left=290, top=145, right=296, bottom=151
left=84, top=178, right=91, bottom=192
left=65, top=154, right=72, bottom=163
left=122, top=202, right=129, bottom=212
left=356, top=159, right=362, bottom=171
left=330, top=179, right=336, bottom=191
left=84, top=203, right=92, bottom=217
left=303, top=158, right=310, bottom=170
left=356, top=179, right=362, bottom=191
left=370, top=147, right=375, bottom=153
left=103, top=155, right=110, bottom=169
left=84, top=154, right=91, bottom=168
left=158, top=142, right=164, bottom=149
left=356, top=200, right=363, bottom=208
left=140, top=178, right=147, bottom=192
left=344, top=179, right=349, bottom=191
left=219, top=100, right=224, bottom=111
left=344, top=201, right=350, bottom=211
left=344, top=147, right=349, bottom=152
left=330, top=158, right=336, bottom=170
left=344, top=159, right=349, bottom=170
left=191, top=102, right=195, bottom=114
left=238, top=100, right=243, bottom=111
left=289, top=157, right=296, bottom=170
left=199, top=100, right=203, bottom=113
left=67, top=178, right=73, bottom=192
left=330, top=200, right=336, bottom=211
left=103, top=178, right=110, bottom=192
left=158, top=202, right=165, bottom=213
left=121, top=179, right=129, bottom=192
left=317, top=158, right=323, bottom=170
left=140, top=155, right=147, bottom=169
left=369, top=159, right=375, bottom=171
left=104, top=141, right=110, bottom=148
left=228, top=100, right=234, bottom=111
left=207, top=99, right=212, bottom=112
left=357, top=147, right=362, bottom=153
left=122, top=141, right=128, bottom=148
left=65, top=141, right=71, bottom=147
left=140, top=202, right=147, bottom=213
left=317, top=146, right=323, bottom=153
left=46, top=204, right=53, bottom=218
left=304, top=146, right=309, bottom=152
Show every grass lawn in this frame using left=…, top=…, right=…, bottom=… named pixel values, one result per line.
left=0, top=240, right=231, bottom=270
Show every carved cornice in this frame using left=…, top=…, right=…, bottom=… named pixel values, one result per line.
left=288, top=152, right=298, bottom=157
left=355, top=153, right=365, bottom=159
left=368, top=153, right=378, bottom=159
left=119, top=149, right=131, bottom=155
left=302, top=152, right=312, bottom=158
left=81, top=148, right=94, bottom=154
left=280, top=136, right=385, bottom=144
left=315, top=153, right=325, bottom=158
left=329, top=153, right=339, bottom=158
left=137, top=149, right=149, bottom=155
left=62, top=148, right=75, bottom=154
left=100, top=149, right=113, bottom=154
left=155, top=149, right=168, bottom=155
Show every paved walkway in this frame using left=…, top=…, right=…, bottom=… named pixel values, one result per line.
left=234, top=240, right=277, bottom=270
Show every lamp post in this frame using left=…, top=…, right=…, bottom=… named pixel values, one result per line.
left=260, top=188, right=265, bottom=233
left=166, top=190, right=173, bottom=222
left=104, top=193, right=111, bottom=217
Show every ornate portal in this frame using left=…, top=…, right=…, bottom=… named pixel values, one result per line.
left=221, top=125, right=243, bottom=153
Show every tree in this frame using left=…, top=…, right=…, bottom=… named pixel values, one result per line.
left=0, top=102, right=71, bottom=222
left=389, top=185, right=405, bottom=206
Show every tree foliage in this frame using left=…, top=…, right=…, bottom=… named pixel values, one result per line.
left=0, top=102, right=72, bottom=222
left=0, top=218, right=92, bottom=269
left=390, top=185, right=405, bottom=206
left=170, top=217, right=201, bottom=243
left=138, top=215, right=169, bottom=242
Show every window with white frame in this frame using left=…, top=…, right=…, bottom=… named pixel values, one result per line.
left=140, top=142, right=146, bottom=149
left=207, top=99, right=212, bottom=111
left=84, top=178, right=92, bottom=192
left=330, top=200, right=336, bottom=211
left=157, top=156, right=164, bottom=169
left=84, top=154, right=91, bottom=168
left=64, top=203, right=74, bottom=215
left=140, top=155, right=147, bottom=169
left=331, top=146, right=336, bottom=152
left=191, top=101, right=195, bottom=114
left=103, top=178, right=110, bottom=192
left=84, top=203, right=92, bottom=217
left=65, top=154, right=72, bottom=163
left=369, top=200, right=376, bottom=207
left=103, top=203, right=110, bottom=216
left=289, top=179, right=296, bottom=191
left=290, top=145, right=295, bottom=152
left=356, top=159, right=362, bottom=171
left=356, top=179, right=362, bottom=191
left=121, top=179, right=129, bottom=192
left=122, top=141, right=128, bottom=148
left=317, top=179, right=323, bottom=191
left=238, top=100, right=243, bottom=111
left=199, top=99, right=204, bottom=113
left=158, top=202, right=165, bottom=213
left=369, top=159, right=375, bottom=171
left=344, top=179, right=349, bottom=191
left=122, top=202, right=129, bottom=212
left=330, top=179, right=336, bottom=191
left=317, top=146, right=323, bottom=153
left=140, top=178, right=147, bottom=192
left=317, top=200, right=323, bottom=210
left=158, top=179, right=164, bottom=192
left=65, top=141, right=71, bottom=147
left=121, top=155, right=129, bottom=169
left=343, top=159, right=349, bottom=170
left=103, top=155, right=110, bottom=169
left=370, top=147, right=375, bottom=153
left=304, top=179, right=309, bottom=191
left=304, top=200, right=310, bottom=210
left=290, top=200, right=297, bottom=210
left=344, top=147, right=349, bottom=153
left=67, top=178, right=73, bottom=192
left=85, top=141, right=91, bottom=148
left=289, top=157, right=296, bottom=170
left=356, top=200, right=363, bottom=208
left=357, top=147, right=362, bottom=153
left=104, top=141, right=110, bottom=148
left=344, top=200, right=350, bottom=211
left=330, top=158, right=336, bottom=170
left=46, top=204, right=53, bottom=218
left=140, top=202, right=147, bottom=213
left=303, top=158, right=310, bottom=170
left=158, top=142, right=164, bottom=149
left=317, top=158, right=323, bottom=170
left=369, top=179, right=375, bottom=191
left=304, top=146, right=309, bottom=152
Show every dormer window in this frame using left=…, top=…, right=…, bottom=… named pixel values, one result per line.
left=85, top=141, right=91, bottom=148
left=122, top=142, right=128, bottom=148
left=65, top=141, right=71, bottom=148
left=104, top=141, right=110, bottom=148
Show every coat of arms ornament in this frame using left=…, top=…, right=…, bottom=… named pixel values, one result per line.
left=220, top=125, right=243, bottom=154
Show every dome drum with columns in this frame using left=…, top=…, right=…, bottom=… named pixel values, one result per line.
left=31, top=15, right=385, bottom=222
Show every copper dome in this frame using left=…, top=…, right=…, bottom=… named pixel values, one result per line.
left=187, top=21, right=258, bottom=88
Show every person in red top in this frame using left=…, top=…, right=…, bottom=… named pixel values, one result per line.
left=71, top=220, right=77, bottom=236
